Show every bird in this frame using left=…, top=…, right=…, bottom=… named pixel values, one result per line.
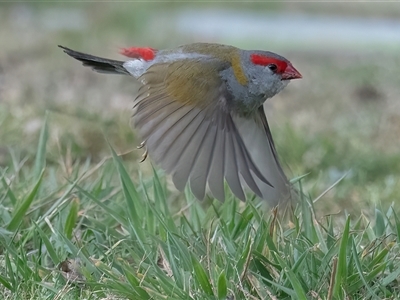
left=59, top=43, right=302, bottom=206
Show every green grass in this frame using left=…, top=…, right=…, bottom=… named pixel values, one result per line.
left=1, top=119, right=400, bottom=299
left=1, top=3, right=400, bottom=299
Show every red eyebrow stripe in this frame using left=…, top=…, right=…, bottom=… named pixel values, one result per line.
left=250, top=54, right=287, bottom=73
left=120, top=47, right=157, bottom=61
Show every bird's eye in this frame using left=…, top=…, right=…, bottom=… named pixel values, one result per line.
left=268, top=64, right=278, bottom=72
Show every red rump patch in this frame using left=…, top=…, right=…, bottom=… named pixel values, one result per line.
left=250, top=54, right=287, bottom=73
left=120, top=47, right=157, bottom=61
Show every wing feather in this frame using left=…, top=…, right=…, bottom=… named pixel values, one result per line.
left=172, top=117, right=211, bottom=191
left=207, top=120, right=225, bottom=201
left=152, top=108, right=205, bottom=173
left=223, top=117, right=246, bottom=201
left=189, top=123, right=217, bottom=200
left=131, top=60, right=291, bottom=204
left=232, top=106, right=291, bottom=205
left=145, top=104, right=194, bottom=164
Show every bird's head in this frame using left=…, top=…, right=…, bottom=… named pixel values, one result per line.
left=242, top=50, right=302, bottom=99
left=221, top=49, right=302, bottom=114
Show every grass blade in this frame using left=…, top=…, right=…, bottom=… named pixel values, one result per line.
left=217, top=271, right=227, bottom=300
left=64, top=196, right=79, bottom=239
left=273, top=253, right=308, bottom=300
left=34, top=111, right=48, bottom=179
left=333, top=216, right=351, bottom=298
left=191, top=254, right=213, bottom=296
left=34, top=222, right=61, bottom=265
left=7, top=170, right=44, bottom=231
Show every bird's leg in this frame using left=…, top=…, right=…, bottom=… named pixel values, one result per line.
left=139, top=149, right=148, bottom=163
left=137, top=141, right=148, bottom=162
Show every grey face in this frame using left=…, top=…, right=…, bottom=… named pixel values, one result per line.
left=221, top=50, right=290, bottom=116
left=246, top=62, right=289, bottom=99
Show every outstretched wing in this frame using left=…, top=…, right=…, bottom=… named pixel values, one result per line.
left=232, top=106, right=292, bottom=205
left=133, top=59, right=290, bottom=204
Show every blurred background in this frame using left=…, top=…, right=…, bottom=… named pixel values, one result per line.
left=1, top=1, right=399, bottom=213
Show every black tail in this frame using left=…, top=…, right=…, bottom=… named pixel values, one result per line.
left=59, top=45, right=129, bottom=75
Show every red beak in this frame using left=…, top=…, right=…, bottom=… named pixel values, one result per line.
left=281, top=64, right=302, bottom=80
